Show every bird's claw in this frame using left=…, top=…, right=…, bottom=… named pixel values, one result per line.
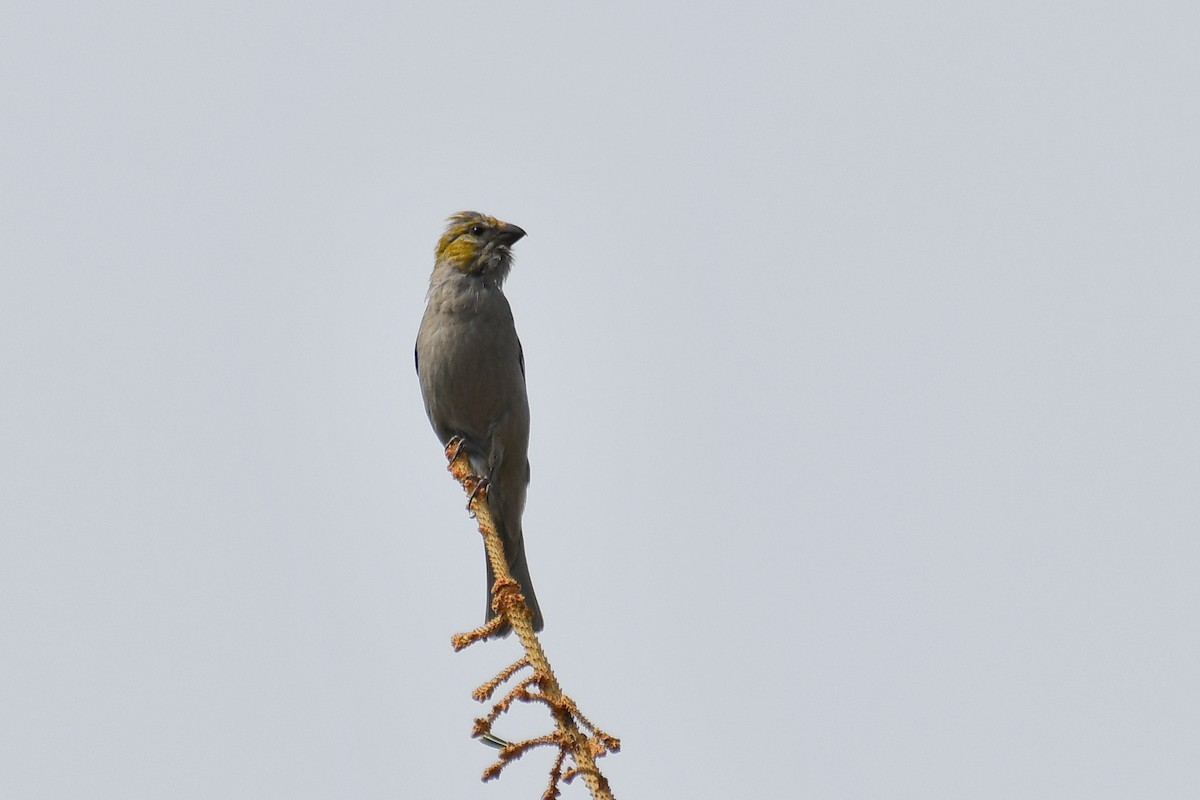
left=466, top=477, right=490, bottom=511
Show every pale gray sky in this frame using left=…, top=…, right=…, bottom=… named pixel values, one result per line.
left=3, top=2, right=1198, bottom=798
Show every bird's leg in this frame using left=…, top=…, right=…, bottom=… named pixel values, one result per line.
left=447, top=437, right=490, bottom=510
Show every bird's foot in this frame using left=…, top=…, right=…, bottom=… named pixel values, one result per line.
left=466, top=476, right=490, bottom=511
left=446, top=436, right=468, bottom=463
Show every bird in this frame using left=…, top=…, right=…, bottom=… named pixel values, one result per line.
left=415, top=211, right=543, bottom=635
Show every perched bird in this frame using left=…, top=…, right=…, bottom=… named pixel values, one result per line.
left=415, top=211, right=543, bottom=634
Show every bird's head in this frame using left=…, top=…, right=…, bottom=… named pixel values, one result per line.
left=435, top=211, right=527, bottom=280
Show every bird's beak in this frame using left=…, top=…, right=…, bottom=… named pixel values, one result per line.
left=495, top=222, right=527, bottom=246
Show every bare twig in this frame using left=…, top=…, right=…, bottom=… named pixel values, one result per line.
left=444, top=438, right=619, bottom=799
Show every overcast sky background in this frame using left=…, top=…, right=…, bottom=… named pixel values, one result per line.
left=3, top=2, right=1198, bottom=798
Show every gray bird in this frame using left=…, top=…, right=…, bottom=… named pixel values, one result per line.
left=415, top=211, right=543, bottom=634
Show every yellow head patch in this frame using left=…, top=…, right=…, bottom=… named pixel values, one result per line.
left=434, top=211, right=524, bottom=277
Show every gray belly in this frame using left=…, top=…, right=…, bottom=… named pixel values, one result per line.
left=418, top=312, right=527, bottom=448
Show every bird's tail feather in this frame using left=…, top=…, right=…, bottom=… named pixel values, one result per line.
left=484, top=526, right=543, bottom=636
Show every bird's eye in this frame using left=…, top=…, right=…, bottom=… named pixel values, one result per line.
left=471, top=225, right=484, bottom=236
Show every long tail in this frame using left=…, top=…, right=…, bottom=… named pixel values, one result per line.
left=485, top=521, right=543, bottom=635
